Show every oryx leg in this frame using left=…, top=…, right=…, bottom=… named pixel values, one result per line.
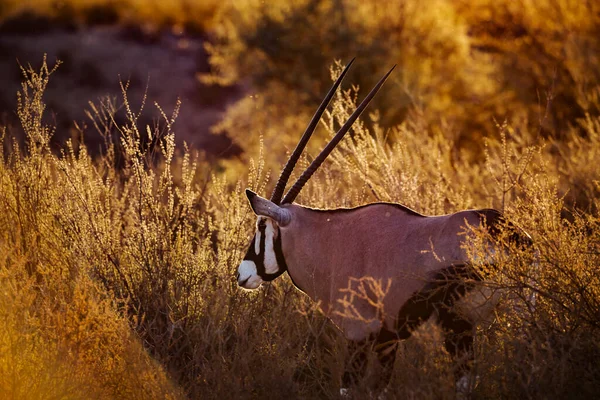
left=341, top=329, right=398, bottom=393
left=397, top=264, right=480, bottom=384
left=435, top=265, right=481, bottom=393
left=373, top=329, right=398, bottom=391
left=342, top=339, right=369, bottom=389
left=438, top=308, right=474, bottom=376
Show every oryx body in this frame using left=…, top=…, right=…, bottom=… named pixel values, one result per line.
left=236, top=60, right=531, bottom=390
left=241, top=198, right=501, bottom=342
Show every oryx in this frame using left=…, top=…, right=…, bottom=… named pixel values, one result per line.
left=236, top=60, right=532, bottom=392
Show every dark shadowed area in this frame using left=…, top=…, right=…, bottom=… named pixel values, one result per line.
left=0, top=13, right=242, bottom=158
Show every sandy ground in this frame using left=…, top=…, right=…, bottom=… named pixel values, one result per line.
left=0, top=21, right=242, bottom=157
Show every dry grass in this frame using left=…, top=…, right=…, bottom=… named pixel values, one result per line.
left=1, top=1, right=600, bottom=398
left=206, top=0, right=600, bottom=171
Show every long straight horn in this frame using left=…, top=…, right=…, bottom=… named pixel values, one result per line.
left=269, top=58, right=356, bottom=205
left=282, top=65, right=396, bottom=205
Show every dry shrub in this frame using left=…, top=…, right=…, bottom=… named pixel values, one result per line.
left=206, top=0, right=600, bottom=169
left=456, top=0, right=600, bottom=134
left=0, top=247, right=93, bottom=400
left=0, top=57, right=344, bottom=399
left=286, top=65, right=600, bottom=398
left=464, top=202, right=600, bottom=398
left=0, top=59, right=182, bottom=399
left=206, top=0, right=491, bottom=161
left=0, top=247, right=181, bottom=400
left=2, top=47, right=600, bottom=399
left=557, top=114, right=600, bottom=213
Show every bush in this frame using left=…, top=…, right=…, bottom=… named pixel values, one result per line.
left=2, top=46, right=600, bottom=399
left=0, top=58, right=181, bottom=399
left=206, top=0, right=600, bottom=167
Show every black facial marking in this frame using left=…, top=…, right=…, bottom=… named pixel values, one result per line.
left=257, top=219, right=266, bottom=230
left=242, top=220, right=287, bottom=282
left=273, top=230, right=288, bottom=276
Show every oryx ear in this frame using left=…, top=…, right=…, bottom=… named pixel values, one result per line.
left=245, top=189, right=291, bottom=226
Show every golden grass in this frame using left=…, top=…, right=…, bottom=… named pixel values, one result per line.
left=207, top=0, right=600, bottom=167
left=1, top=1, right=600, bottom=396
left=1, top=53, right=598, bottom=398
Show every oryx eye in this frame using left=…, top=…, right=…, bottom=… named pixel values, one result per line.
left=258, top=220, right=266, bottom=230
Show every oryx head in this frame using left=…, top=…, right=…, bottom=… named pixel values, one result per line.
left=236, top=59, right=395, bottom=289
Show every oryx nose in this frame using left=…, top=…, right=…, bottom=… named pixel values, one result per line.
left=237, top=272, right=249, bottom=287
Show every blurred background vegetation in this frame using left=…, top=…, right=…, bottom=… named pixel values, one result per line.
left=1, top=0, right=600, bottom=398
